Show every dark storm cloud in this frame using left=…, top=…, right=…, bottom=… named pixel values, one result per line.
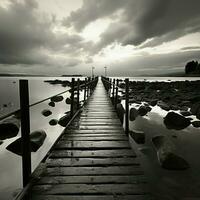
left=0, top=0, right=84, bottom=66
left=65, top=0, right=200, bottom=52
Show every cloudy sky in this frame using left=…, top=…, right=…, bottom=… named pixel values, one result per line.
left=0, top=0, right=200, bottom=76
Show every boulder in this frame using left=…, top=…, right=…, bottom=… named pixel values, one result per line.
left=129, top=107, right=138, bottom=121
left=164, top=112, right=191, bottom=130
left=180, top=111, right=191, bottom=117
left=65, top=98, right=71, bottom=104
left=58, top=112, right=71, bottom=127
left=0, top=140, right=3, bottom=145
left=192, top=121, right=200, bottom=128
left=138, top=106, right=148, bottom=116
left=157, top=101, right=170, bottom=111
left=190, top=102, right=200, bottom=115
left=152, top=136, right=189, bottom=170
left=129, top=130, right=145, bottom=144
left=0, top=116, right=20, bottom=140
left=50, top=95, right=64, bottom=102
left=48, top=101, right=55, bottom=107
left=6, top=130, right=47, bottom=155
left=49, top=119, right=58, bottom=126
left=41, top=109, right=52, bottom=117
left=116, top=103, right=125, bottom=124
left=150, top=99, right=158, bottom=106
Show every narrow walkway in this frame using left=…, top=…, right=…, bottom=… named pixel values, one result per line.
left=30, top=79, right=152, bottom=200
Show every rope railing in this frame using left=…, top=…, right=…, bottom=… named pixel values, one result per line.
left=101, top=76, right=129, bottom=135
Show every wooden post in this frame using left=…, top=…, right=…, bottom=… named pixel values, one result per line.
left=86, top=78, right=89, bottom=98
left=70, top=78, right=75, bottom=118
left=88, top=77, right=91, bottom=96
left=84, top=78, right=87, bottom=101
left=115, top=79, right=119, bottom=109
left=77, top=78, right=80, bottom=109
left=125, top=78, right=129, bottom=135
left=112, top=79, right=115, bottom=101
left=19, top=80, right=31, bottom=187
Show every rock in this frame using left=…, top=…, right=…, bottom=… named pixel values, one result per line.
left=49, top=119, right=58, bottom=126
left=129, top=130, right=145, bottom=144
left=116, top=103, right=125, bottom=124
left=192, top=121, right=200, bottom=128
left=164, top=112, right=191, bottom=130
left=58, top=112, right=71, bottom=127
left=129, top=107, right=138, bottom=121
left=157, top=101, right=170, bottom=111
left=180, top=111, right=191, bottom=117
left=41, top=109, right=52, bottom=117
left=6, top=130, right=47, bottom=155
left=65, top=98, right=71, bottom=104
left=0, top=140, right=3, bottom=145
left=138, top=106, right=148, bottom=116
left=48, top=101, right=55, bottom=107
left=180, top=106, right=189, bottom=111
left=0, top=116, right=20, bottom=140
left=190, top=102, right=200, bottom=115
left=50, top=95, right=64, bottom=102
left=146, top=106, right=152, bottom=112
left=152, top=136, right=189, bottom=170
left=150, top=99, right=158, bottom=106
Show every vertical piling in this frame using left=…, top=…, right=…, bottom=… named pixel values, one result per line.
left=125, top=78, right=129, bottom=135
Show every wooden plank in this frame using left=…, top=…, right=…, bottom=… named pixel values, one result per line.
left=31, top=194, right=153, bottom=200
left=55, top=141, right=130, bottom=150
left=69, top=126, right=123, bottom=130
left=46, top=157, right=139, bottom=167
left=64, top=130, right=123, bottom=134
left=63, top=133, right=126, bottom=137
left=78, top=122, right=121, bottom=126
left=32, top=183, right=148, bottom=195
left=43, top=166, right=144, bottom=176
left=49, top=149, right=136, bottom=158
left=36, top=175, right=147, bottom=185
left=61, top=136, right=128, bottom=141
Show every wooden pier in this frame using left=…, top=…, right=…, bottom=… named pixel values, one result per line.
left=30, top=79, right=153, bottom=200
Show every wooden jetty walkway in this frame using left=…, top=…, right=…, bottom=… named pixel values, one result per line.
left=30, top=79, right=153, bottom=200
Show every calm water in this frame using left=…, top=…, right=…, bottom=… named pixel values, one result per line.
left=0, top=76, right=84, bottom=199
left=0, top=76, right=200, bottom=199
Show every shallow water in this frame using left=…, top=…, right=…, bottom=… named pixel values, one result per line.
left=0, top=76, right=84, bottom=199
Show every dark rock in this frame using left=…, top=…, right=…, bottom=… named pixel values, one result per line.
left=129, top=107, right=138, bottom=121
left=138, top=106, right=148, bottom=116
left=180, top=101, right=191, bottom=106
left=65, top=98, right=71, bottom=104
left=190, top=102, right=200, bottom=115
left=146, top=106, right=152, bottom=112
left=49, top=119, right=58, bottom=126
left=129, top=130, right=145, bottom=144
left=0, top=140, right=3, bottom=145
left=50, top=95, right=64, bottom=102
left=58, top=112, right=71, bottom=127
left=0, top=116, right=20, bottom=140
left=157, top=101, right=170, bottom=111
left=41, top=109, right=52, bottom=117
left=116, top=103, right=125, bottom=124
left=6, top=130, right=46, bottom=155
left=150, top=99, right=158, bottom=106
left=48, top=101, right=55, bottom=107
left=180, top=111, right=191, bottom=117
left=164, top=112, right=191, bottom=130
left=180, top=106, right=189, bottom=111
left=192, top=121, right=200, bottom=128
left=152, top=136, right=189, bottom=170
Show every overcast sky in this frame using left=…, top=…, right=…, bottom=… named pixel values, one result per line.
left=0, top=0, right=200, bottom=76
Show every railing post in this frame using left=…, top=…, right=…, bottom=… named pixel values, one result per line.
left=125, top=78, right=129, bottom=135
left=77, top=78, right=80, bottom=109
left=84, top=78, right=87, bottom=101
left=112, top=79, right=115, bottom=100
left=88, top=77, right=91, bottom=96
left=70, top=78, right=75, bottom=118
left=19, top=80, right=31, bottom=187
left=115, top=79, right=119, bottom=109
left=86, top=78, right=89, bottom=98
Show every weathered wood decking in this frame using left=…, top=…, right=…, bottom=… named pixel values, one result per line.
left=30, top=80, right=153, bottom=200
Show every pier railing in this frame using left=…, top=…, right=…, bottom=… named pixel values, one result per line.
left=101, top=76, right=129, bottom=135
left=0, top=76, right=98, bottom=199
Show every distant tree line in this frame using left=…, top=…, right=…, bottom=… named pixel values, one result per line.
left=185, top=60, right=200, bottom=74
